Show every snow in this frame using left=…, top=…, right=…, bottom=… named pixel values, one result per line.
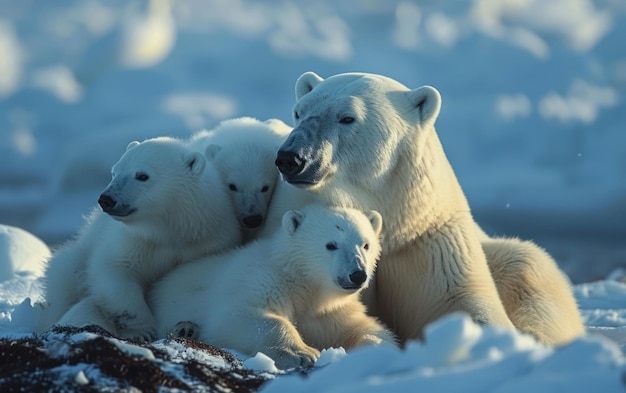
left=0, top=224, right=50, bottom=281
left=0, top=0, right=625, bottom=391
left=262, top=314, right=625, bottom=393
left=243, top=352, right=281, bottom=374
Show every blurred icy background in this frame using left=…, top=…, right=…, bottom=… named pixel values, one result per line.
left=0, top=0, right=624, bottom=283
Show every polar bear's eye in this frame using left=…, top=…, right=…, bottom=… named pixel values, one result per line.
left=135, top=172, right=149, bottom=181
left=261, top=185, right=269, bottom=193
left=294, top=111, right=300, bottom=120
left=326, top=242, right=338, bottom=251
left=339, top=116, right=355, bottom=124
left=228, top=184, right=238, bottom=191
left=363, top=243, right=369, bottom=251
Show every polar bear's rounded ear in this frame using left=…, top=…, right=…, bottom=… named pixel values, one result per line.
left=205, top=144, right=221, bottom=160
left=366, top=210, right=383, bottom=236
left=295, top=72, right=324, bottom=100
left=406, top=85, right=441, bottom=126
left=282, top=210, right=304, bottom=235
left=126, top=141, right=140, bottom=151
left=184, top=151, right=207, bottom=176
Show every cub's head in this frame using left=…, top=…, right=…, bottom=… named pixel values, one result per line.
left=98, top=137, right=206, bottom=224
left=275, top=71, right=442, bottom=192
left=206, top=142, right=279, bottom=230
left=204, top=118, right=291, bottom=230
left=280, top=204, right=383, bottom=295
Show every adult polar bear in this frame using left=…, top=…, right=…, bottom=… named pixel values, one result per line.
left=273, top=71, right=585, bottom=346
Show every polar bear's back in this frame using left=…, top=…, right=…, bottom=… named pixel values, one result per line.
left=189, top=117, right=290, bottom=153
left=149, top=238, right=276, bottom=337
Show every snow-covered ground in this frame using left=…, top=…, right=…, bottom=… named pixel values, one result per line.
left=0, top=235, right=624, bottom=391
left=1, top=0, right=625, bottom=391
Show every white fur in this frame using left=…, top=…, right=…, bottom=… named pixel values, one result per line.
left=149, top=205, right=396, bottom=369
left=482, top=233, right=586, bottom=344
left=38, top=136, right=241, bottom=340
left=256, top=179, right=320, bottom=239
left=189, top=117, right=292, bottom=241
left=272, top=71, right=585, bottom=345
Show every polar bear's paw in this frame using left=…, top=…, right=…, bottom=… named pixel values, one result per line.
left=270, top=345, right=320, bottom=370
left=114, top=311, right=157, bottom=342
left=169, top=321, right=200, bottom=340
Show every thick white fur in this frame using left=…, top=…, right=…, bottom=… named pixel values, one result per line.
left=481, top=231, right=585, bottom=344
left=149, top=205, right=396, bottom=369
left=188, top=117, right=292, bottom=242
left=256, top=179, right=320, bottom=239
left=38, top=137, right=241, bottom=340
left=270, top=71, right=585, bottom=345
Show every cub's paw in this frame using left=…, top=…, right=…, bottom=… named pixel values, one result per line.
left=271, top=345, right=320, bottom=370
left=169, top=321, right=200, bottom=340
left=114, top=311, right=157, bottom=342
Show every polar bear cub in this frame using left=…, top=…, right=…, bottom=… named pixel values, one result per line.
left=38, top=137, right=241, bottom=339
left=189, top=117, right=292, bottom=238
left=149, top=204, right=396, bottom=369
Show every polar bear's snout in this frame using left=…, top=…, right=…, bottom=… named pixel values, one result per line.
left=275, top=147, right=328, bottom=186
left=98, top=192, right=136, bottom=218
left=275, top=150, right=304, bottom=177
left=98, top=194, right=116, bottom=213
left=241, top=214, right=263, bottom=229
left=349, top=270, right=367, bottom=287
left=337, top=253, right=369, bottom=290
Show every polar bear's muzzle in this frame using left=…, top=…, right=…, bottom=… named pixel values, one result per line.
left=275, top=149, right=327, bottom=187
left=98, top=193, right=136, bottom=218
left=336, top=254, right=369, bottom=291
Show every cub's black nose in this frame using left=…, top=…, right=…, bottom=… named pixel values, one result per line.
left=98, top=194, right=116, bottom=213
left=275, top=150, right=304, bottom=176
left=349, top=270, right=367, bottom=287
left=242, top=214, right=263, bottom=229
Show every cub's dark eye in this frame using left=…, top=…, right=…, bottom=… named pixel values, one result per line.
left=135, top=172, right=149, bottom=181
left=294, top=111, right=300, bottom=120
left=228, top=184, right=238, bottom=191
left=261, top=185, right=269, bottom=193
left=363, top=243, right=369, bottom=251
left=326, top=242, right=338, bottom=251
left=339, top=116, right=355, bottom=124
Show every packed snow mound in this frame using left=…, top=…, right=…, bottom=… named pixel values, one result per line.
left=0, top=224, right=50, bottom=282
left=262, top=313, right=626, bottom=393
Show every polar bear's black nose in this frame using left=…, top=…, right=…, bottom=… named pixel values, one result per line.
left=98, top=194, right=116, bottom=213
left=275, top=150, right=304, bottom=176
left=349, top=270, right=367, bottom=287
left=242, top=214, right=263, bottom=229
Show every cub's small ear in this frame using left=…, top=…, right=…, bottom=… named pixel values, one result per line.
left=282, top=210, right=304, bottom=235
left=406, top=85, right=442, bottom=126
left=126, top=141, right=140, bottom=151
left=205, top=144, right=221, bottom=160
left=184, top=151, right=207, bottom=176
left=295, top=72, right=324, bottom=100
left=366, top=210, right=383, bottom=236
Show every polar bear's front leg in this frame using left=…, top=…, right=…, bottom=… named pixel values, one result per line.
left=56, top=296, right=117, bottom=335
left=425, top=221, right=515, bottom=330
left=89, top=267, right=156, bottom=341
left=337, top=304, right=398, bottom=349
left=374, top=219, right=515, bottom=343
left=302, top=302, right=398, bottom=350
left=254, top=313, right=320, bottom=370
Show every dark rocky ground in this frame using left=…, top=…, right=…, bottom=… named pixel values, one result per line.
left=0, top=325, right=277, bottom=392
